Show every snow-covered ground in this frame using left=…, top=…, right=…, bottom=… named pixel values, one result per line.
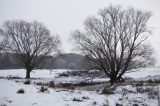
left=0, top=69, right=83, bottom=83
left=0, top=67, right=160, bottom=106
left=0, top=69, right=67, bottom=79
left=108, top=85, right=159, bottom=106
left=0, top=79, right=107, bottom=106
left=0, top=67, right=160, bottom=83
left=124, top=67, right=160, bottom=80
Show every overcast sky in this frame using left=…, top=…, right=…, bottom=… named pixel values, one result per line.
left=0, top=0, right=160, bottom=65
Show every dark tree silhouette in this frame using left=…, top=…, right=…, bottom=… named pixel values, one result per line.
left=72, top=5, right=153, bottom=85
left=1, top=20, right=60, bottom=78
left=0, top=29, right=7, bottom=53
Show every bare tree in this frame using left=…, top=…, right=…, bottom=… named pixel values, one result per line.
left=71, top=5, right=153, bottom=85
left=1, top=20, right=60, bottom=78
left=0, top=29, right=7, bottom=53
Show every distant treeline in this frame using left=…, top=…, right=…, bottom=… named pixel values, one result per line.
left=0, top=53, right=92, bottom=70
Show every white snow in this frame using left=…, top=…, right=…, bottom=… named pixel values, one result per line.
left=107, top=85, right=158, bottom=106
left=0, top=67, right=160, bottom=83
left=0, top=67, right=160, bottom=106
left=0, top=79, right=106, bottom=106
left=0, top=69, right=68, bottom=79
left=124, top=67, right=160, bottom=79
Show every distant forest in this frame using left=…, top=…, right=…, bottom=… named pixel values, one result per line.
left=0, top=53, right=91, bottom=70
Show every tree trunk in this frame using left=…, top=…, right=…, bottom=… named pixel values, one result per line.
left=110, top=77, right=115, bottom=85
left=110, top=76, right=124, bottom=85
left=26, top=69, right=32, bottom=79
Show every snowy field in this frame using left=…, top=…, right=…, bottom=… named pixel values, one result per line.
left=0, top=79, right=107, bottom=106
left=0, top=67, right=160, bottom=106
left=124, top=67, right=160, bottom=80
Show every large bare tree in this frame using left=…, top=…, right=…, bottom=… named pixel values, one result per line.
left=72, top=5, right=153, bottom=85
left=1, top=20, right=60, bottom=78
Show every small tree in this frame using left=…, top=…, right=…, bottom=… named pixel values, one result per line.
left=1, top=20, right=60, bottom=78
left=71, top=5, right=153, bottom=85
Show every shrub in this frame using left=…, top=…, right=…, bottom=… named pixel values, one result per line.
left=17, top=88, right=25, bottom=94
left=24, top=80, right=31, bottom=85
left=36, top=82, right=43, bottom=86
left=116, top=103, right=123, bottom=106
left=103, top=103, right=109, bottom=106
left=148, top=88, right=158, bottom=99
left=48, top=81, right=55, bottom=88
left=101, top=87, right=114, bottom=95
left=15, top=80, right=19, bottom=83
left=135, top=81, right=144, bottom=86
left=82, top=96, right=89, bottom=100
left=39, top=86, right=48, bottom=92
left=92, top=101, right=97, bottom=105
left=61, top=83, right=72, bottom=87
left=7, top=75, right=21, bottom=80
left=133, top=104, right=139, bottom=106
left=0, top=104, right=7, bottom=106
left=148, top=79, right=152, bottom=83
left=57, top=83, right=75, bottom=89
left=72, top=97, right=83, bottom=102
left=154, top=79, right=160, bottom=83
left=119, top=98, right=123, bottom=101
